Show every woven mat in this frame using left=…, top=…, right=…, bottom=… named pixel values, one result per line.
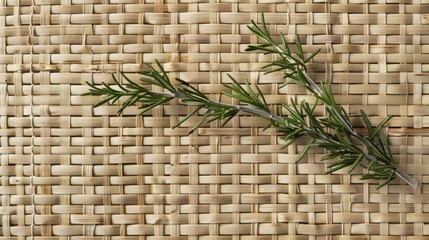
left=0, top=1, right=428, bottom=238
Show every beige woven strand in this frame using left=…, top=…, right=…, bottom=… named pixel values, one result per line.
left=28, top=2, right=36, bottom=238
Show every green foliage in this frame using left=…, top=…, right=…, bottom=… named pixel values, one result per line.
left=82, top=63, right=175, bottom=115
left=83, top=14, right=416, bottom=189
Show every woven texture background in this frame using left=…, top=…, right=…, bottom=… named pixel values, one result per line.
left=1, top=0, right=428, bottom=238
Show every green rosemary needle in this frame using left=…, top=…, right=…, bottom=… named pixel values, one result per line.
left=83, top=14, right=417, bottom=189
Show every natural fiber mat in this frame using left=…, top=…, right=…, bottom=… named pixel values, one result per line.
left=1, top=1, right=428, bottom=238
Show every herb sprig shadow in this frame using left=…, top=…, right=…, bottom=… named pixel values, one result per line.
left=83, top=14, right=417, bottom=189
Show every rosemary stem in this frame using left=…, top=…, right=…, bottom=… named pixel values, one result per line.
left=302, top=72, right=323, bottom=96
left=364, top=154, right=417, bottom=189
left=395, top=168, right=417, bottom=189
left=153, top=89, right=417, bottom=188
left=153, top=90, right=284, bottom=122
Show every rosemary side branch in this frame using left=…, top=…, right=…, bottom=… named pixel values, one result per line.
left=83, top=14, right=417, bottom=189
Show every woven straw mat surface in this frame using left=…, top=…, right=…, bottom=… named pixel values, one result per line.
left=1, top=0, right=429, bottom=239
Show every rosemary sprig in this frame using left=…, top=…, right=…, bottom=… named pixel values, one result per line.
left=83, top=14, right=417, bottom=189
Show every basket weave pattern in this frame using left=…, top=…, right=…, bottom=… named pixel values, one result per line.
left=0, top=1, right=427, bottom=238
